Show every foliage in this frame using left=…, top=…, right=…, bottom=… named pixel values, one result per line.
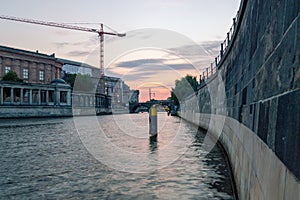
left=63, top=74, right=77, bottom=88
left=171, top=75, right=198, bottom=105
left=63, top=73, right=96, bottom=92
left=2, top=71, right=23, bottom=82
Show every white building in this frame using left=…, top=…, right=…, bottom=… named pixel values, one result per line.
left=58, top=58, right=99, bottom=78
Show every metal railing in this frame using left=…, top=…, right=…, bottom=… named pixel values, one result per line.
left=199, top=11, right=240, bottom=86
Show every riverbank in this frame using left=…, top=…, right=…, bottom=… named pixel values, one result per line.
left=0, top=106, right=113, bottom=119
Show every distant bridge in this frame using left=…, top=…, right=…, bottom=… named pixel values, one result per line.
left=129, top=100, right=173, bottom=113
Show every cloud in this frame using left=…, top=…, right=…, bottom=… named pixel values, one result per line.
left=165, top=40, right=222, bottom=70
left=114, top=58, right=198, bottom=73
left=164, top=63, right=195, bottom=70
left=53, top=36, right=98, bottom=49
left=53, top=41, right=72, bottom=48
left=199, top=40, right=222, bottom=55
left=106, top=68, right=157, bottom=82
left=115, top=58, right=165, bottom=68
left=168, top=40, right=221, bottom=58
left=107, top=30, right=150, bottom=40
left=66, top=50, right=91, bottom=57
left=168, top=44, right=207, bottom=57
left=70, top=39, right=221, bottom=79
left=122, top=71, right=156, bottom=81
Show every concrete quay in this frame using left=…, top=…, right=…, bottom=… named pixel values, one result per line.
left=179, top=0, right=300, bottom=199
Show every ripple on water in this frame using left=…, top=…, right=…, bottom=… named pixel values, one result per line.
left=0, top=114, right=235, bottom=199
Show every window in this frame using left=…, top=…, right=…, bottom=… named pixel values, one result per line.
left=3, top=87, right=11, bottom=102
left=5, top=66, right=11, bottom=74
left=41, top=90, right=47, bottom=103
left=23, top=89, right=30, bottom=103
left=60, top=91, right=67, bottom=103
left=13, top=88, right=21, bottom=103
left=39, top=71, right=44, bottom=81
left=32, top=90, right=39, bottom=104
left=49, top=91, right=54, bottom=103
left=23, top=69, right=29, bottom=79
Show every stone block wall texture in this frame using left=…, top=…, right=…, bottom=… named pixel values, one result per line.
left=179, top=0, right=300, bottom=199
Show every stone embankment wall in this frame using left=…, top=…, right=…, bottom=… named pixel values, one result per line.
left=0, top=106, right=72, bottom=118
left=179, top=0, right=300, bottom=199
left=0, top=106, right=112, bottom=118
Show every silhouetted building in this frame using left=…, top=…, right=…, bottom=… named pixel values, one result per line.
left=129, top=90, right=139, bottom=104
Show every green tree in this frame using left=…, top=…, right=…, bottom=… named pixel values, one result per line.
left=171, top=75, right=198, bottom=105
left=63, top=73, right=96, bottom=92
left=2, top=71, right=23, bottom=82
left=63, top=73, right=77, bottom=88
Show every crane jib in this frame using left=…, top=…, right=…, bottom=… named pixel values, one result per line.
left=0, top=15, right=126, bottom=77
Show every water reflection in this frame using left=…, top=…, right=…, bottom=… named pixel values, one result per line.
left=149, top=137, right=158, bottom=153
left=0, top=114, right=235, bottom=199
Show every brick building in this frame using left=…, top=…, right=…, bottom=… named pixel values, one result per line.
left=0, top=45, right=62, bottom=84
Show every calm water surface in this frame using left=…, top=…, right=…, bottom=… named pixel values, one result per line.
left=0, top=113, right=235, bottom=199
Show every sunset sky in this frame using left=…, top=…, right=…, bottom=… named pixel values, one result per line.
left=0, top=0, right=240, bottom=102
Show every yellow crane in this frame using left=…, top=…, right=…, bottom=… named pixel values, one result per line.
left=0, top=15, right=126, bottom=77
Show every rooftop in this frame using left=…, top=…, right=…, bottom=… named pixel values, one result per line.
left=50, top=78, right=67, bottom=84
left=0, top=45, right=57, bottom=60
left=57, top=58, right=98, bottom=69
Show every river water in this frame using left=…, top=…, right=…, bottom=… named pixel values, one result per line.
left=0, top=113, right=235, bottom=199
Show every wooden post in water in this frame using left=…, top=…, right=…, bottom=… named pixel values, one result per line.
left=149, top=105, right=157, bottom=140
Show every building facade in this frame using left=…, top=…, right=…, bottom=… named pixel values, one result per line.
left=0, top=79, right=73, bottom=118
left=0, top=45, right=114, bottom=118
left=59, top=58, right=134, bottom=108
left=0, top=45, right=62, bottom=84
left=0, top=79, right=71, bottom=106
left=58, top=58, right=99, bottom=78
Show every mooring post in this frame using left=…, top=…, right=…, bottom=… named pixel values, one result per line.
left=149, top=105, right=157, bottom=139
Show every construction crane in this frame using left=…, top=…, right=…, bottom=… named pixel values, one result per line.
left=0, top=15, right=125, bottom=77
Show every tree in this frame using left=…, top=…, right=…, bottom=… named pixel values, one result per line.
left=63, top=73, right=96, bottom=92
left=2, top=71, right=23, bottom=82
left=171, top=75, right=198, bottom=105
left=63, top=73, right=77, bottom=88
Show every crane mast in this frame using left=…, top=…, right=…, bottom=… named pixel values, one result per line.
left=100, top=24, right=104, bottom=77
left=0, top=15, right=125, bottom=77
